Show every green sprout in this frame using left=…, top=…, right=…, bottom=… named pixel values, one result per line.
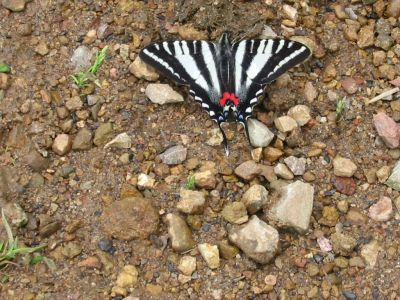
left=336, top=97, right=346, bottom=122
left=0, top=63, right=11, bottom=73
left=0, top=210, right=46, bottom=267
left=70, top=46, right=108, bottom=88
left=185, top=175, right=196, bottom=190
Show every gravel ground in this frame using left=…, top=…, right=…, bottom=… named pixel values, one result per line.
left=1, top=0, right=400, bottom=299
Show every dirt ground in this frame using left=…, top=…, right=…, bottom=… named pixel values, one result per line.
left=0, top=0, right=400, bottom=299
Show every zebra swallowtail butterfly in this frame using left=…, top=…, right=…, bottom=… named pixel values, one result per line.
left=139, top=32, right=311, bottom=155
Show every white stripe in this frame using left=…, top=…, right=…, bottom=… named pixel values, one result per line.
left=276, top=40, right=285, bottom=53
left=163, top=42, right=172, bottom=55
left=201, top=103, right=209, bottom=108
left=250, top=40, right=255, bottom=53
left=201, top=42, right=220, bottom=96
left=267, top=46, right=306, bottom=78
left=142, top=49, right=180, bottom=79
left=154, top=44, right=160, bottom=50
left=246, top=39, right=273, bottom=80
left=250, top=98, right=258, bottom=104
left=209, top=111, right=215, bottom=117
left=245, top=107, right=252, bottom=113
left=194, top=96, right=202, bottom=101
left=255, top=89, right=263, bottom=96
left=288, top=41, right=294, bottom=48
left=235, top=42, right=246, bottom=95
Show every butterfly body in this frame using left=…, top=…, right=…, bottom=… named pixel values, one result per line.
left=140, top=32, right=311, bottom=154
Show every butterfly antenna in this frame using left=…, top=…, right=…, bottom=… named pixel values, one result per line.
left=218, top=123, right=230, bottom=156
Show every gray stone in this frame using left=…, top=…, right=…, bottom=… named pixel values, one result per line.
left=247, top=118, right=274, bottom=148
left=2, top=202, right=28, bottom=227
left=331, top=232, right=357, bottom=256
left=145, top=84, right=184, bottom=104
left=25, top=150, right=50, bottom=171
left=65, top=96, right=83, bottom=111
left=274, top=163, right=294, bottom=180
left=104, top=132, right=132, bottom=149
left=229, top=215, right=279, bottom=264
left=159, top=145, right=187, bottom=165
left=284, top=156, right=306, bottom=175
left=72, top=128, right=92, bottom=150
left=241, top=184, right=268, bottom=214
left=385, top=160, right=400, bottom=191
left=269, top=181, right=314, bottom=233
left=71, top=45, right=92, bottom=72
left=177, top=189, right=206, bottom=214
left=2, top=0, right=29, bottom=12
left=234, top=160, right=262, bottom=181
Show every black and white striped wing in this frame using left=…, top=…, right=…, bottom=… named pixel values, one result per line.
left=232, top=39, right=311, bottom=120
left=139, top=40, right=223, bottom=121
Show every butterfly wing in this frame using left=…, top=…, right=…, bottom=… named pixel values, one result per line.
left=139, top=40, right=224, bottom=122
left=232, top=39, right=311, bottom=121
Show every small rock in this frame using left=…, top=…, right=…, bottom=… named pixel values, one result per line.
left=2, top=0, right=29, bottom=11
left=218, top=240, right=240, bottom=260
left=114, top=265, right=138, bottom=290
left=386, top=160, right=400, bottom=191
left=360, top=240, right=381, bottom=268
left=30, top=173, right=44, bottom=187
left=193, top=170, right=216, bottom=189
left=304, top=81, right=318, bottom=102
left=229, top=215, right=279, bottom=264
left=274, top=163, right=294, bottom=180
left=318, top=206, right=340, bottom=227
left=263, top=147, right=284, bottom=162
left=274, top=116, right=298, bottom=132
left=333, top=156, right=357, bottom=177
left=331, top=232, right=357, bottom=256
left=234, top=160, right=261, bottom=181
left=269, top=181, right=314, bottom=232
left=387, top=0, right=400, bottom=18
left=25, top=150, right=49, bottom=171
left=2, top=203, right=28, bottom=227
left=282, top=4, right=297, bottom=21
left=129, top=56, right=159, bottom=81
left=137, top=173, right=155, bottom=189
left=251, top=148, right=263, bottom=162
left=178, top=25, right=208, bottom=40
left=145, top=84, right=184, bottom=104
left=222, top=202, right=248, bottom=224
left=78, top=256, right=102, bottom=269
left=72, top=128, right=92, bottom=150
left=177, top=189, right=205, bottom=214
left=104, top=133, right=132, bottom=149
left=241, top=184, right=268, bottom=214
left=374, top=34, right=394, bottom=51
left=34, top=42, right=49, bottom=56
left=346, top=208, right=368, bottom=225
left=368, top=196, right=393, bottom=221
left=287, top=105, right=311, bottom=126
left=52, top=134, right=72, bottom=156
left=247, top=118, right=274, bottom=148
left=71, top=46, right=92, bottom=72
left=357, top=24, right=375, bottom=48
left=372, top=50, right=386, bottom=66
left=0, top=73, right=9, bottom=90
left=206, top=128, right=223, bottom=146
left=284, top=156, right=306, bottom=175
left=166, top=214, right=195, bottom=253
left=341, top=77, right=358, bottom=94
left=62, top=241, right=82, bottom=258
left=376, top=165, right=391, bottom=183
left=259, top=165, right=277, bottom=182
left=198, top=243, right=220, bottom=269
left=332, top=176, right=356, bottom=195
left=39, top=221, right=61, bottom=238
left=84, top=29, right=97, bottom=44
left=323, top=63, right=337, bottom=82
left=101, top=197, right=159, bottom=240
left=332, top=3, right=348, bottom=19
left=159, top=145, right=187, bottom=165
left=373, top=112, right=400, bottom=149
left=93, top=123, right=113, bottom=146
left=178, top=256, right=196, bottom=276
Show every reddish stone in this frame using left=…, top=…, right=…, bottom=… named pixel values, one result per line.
left=373, top=112, right=400, bottom=149
left=332, top=176, right=356, bottom=195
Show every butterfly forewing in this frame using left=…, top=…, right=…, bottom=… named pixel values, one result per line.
left=232, top=39, right=311, bottom=120
left=139, top=40, right=224, bottom=121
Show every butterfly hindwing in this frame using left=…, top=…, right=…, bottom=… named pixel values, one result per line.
left=139, top=40, right=224, bottom=121
left=232, top=39, right=311, bottom=119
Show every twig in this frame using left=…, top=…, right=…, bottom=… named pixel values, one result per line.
left=367, top=87, right=400, bottom=104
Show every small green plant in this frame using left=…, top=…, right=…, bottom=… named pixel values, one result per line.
left=336, top=97, right=346, bottom=121
left=0, top=63, right=10, bottom=73
left=70, top=46, right=108, bottom=88
left=0, top=210, right=46, bottom=267
left=185, top=175, right=196, bottom=190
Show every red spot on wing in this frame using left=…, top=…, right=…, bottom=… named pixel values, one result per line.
left=219, top=92, right=240, bottom=107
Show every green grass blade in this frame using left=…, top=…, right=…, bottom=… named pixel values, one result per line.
left=89, top=46, right=108, bottom=75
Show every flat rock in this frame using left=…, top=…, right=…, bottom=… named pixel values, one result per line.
left=94, top=123, right=113, bottom=146
left=333, top=156, right=357, bottom=177
left=332, top=176, right=356, bottom=195
left=193, top=170, right=216, bottom=189
left=72, top=128, right=93, bottom=150
left=102, top=197, right=159, bottom=240
left=178, top=256, right=196, bottom=276
left=52, top=134, right=72, bottom=156
left=129, top=56, right=159, bottom=81
left=71, top=45, right=92, bottom=72
left=221, top=202, right=248, bottom=224
left=368, top=196, right=393, bottom=221
left=229, top=215, right=279, bottom=264
left=274, top=163, right=294, bottom=180
left=145, top=84, right=184, bottom=104
left=274, top=116, right=298, bottom=132
left=241, top=184, right=269, bottom=214
left=114, top=265, right=138, bottom=292
left=218, top=240, right=240, bottom=260
left=284, top=156, right=306, bottom=175
left=287, top=105, right=311, bottom=126
left=361, top=240, right=381, bottom=269
left=234, top=160, right=262, bottom=181
left=269, top=181, right=314, bottom=233
left=373, top=112, right=400, bottom=149
left=247, top=118, right=274, bottom=148
left=104, top=132, right=132, bottom=149
left=386, top=160, right=400, bottom=191
left=66, top=96, right=83, bottom=111
left=166, top=213, right=195, bottom=253
left=177, top=189, right=205, bottom=214
left=25, top=150, right=49, bottom=171
left=198, top=243, right=220, bottom=269
left=2, top=0, right=29, bottom=12
left=159, top=145, right=187, bottom=165
left=206, top=128, right=223, bottom=146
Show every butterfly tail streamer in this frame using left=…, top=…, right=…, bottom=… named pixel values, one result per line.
left=218, top=123, right=230, bottom=156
